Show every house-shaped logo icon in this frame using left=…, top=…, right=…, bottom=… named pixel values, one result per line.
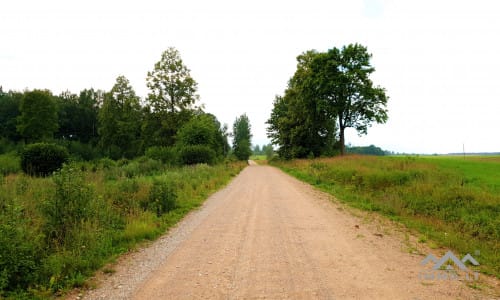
left=421, top=251, right=479, bottom=271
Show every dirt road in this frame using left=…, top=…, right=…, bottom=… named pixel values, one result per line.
left=84, top=164, right=498, bottom=299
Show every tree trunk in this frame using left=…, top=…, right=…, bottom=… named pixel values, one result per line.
left=339, top=127, right=345, bottom=156
left=338, top=114, right=345, bottom=156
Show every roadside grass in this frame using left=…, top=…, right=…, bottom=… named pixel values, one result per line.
left=272, top=155, right=500, bottom=278
left=0, top=157, right=245, bottom=299
left=250, top=155, right=267, bottom=161
left=0, top=152, right=21, bottom=175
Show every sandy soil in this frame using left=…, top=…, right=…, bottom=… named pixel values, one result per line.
left=82, top=164, right=499, bottom=299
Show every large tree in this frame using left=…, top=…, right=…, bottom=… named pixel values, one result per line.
left=143, top=48, right=200, bottom=147
left=176, top=112, right=228, bottom=160
left=0, top=89, right=23, bottom=142
left=311, top=44, right=388, bottom=155
left=267, top=51, right=336, bottom=158
left=232, top=114, right=252, bottom=161
left=267, top=44, right=388, bottom=158
left=146, top=47, right=199, bottom=114
left=98, top=76, right=142, bottom=158
left=55, top=89, right=100, bottom=143
left=17, top=90, right=59, bottom=143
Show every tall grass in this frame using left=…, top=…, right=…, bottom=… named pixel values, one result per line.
left=0, top=156, right=245, bottom=298
left=273, top=155, right=500, bottom=278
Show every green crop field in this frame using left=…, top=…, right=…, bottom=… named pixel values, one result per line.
left=272, top=155, right=500, bottom=278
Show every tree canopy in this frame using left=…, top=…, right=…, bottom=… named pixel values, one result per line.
left=17, top=90, right=59, bottom=143
left=146, top=47, right=199, bottom=114
left=267, top=44, right=388, bottom=158
left=232, top=114, right=252, bottom=161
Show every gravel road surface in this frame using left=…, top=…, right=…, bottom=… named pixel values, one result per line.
left=81, top=163, right=498, bottom=299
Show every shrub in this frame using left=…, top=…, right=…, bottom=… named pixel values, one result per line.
left=178, top=145, right=216, bottom=165
left=0, top=203, right=42, bottom=295
left=0, top=152, right=21, bottom=175
left=20, top=143, right=69, bottom=177
left=145, top=146, right=178, bottom=164
left=65, top=141, right=100, bottom=161
left=143, top=180, right=177, bottom=216
left=42, top=164, right=93, bottom=247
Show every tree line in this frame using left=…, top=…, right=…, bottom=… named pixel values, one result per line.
left=0, top=47, right=252, bottom=164
left=267, top=43, right=388, bottom=159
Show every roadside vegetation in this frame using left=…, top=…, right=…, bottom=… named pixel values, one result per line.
left=0, top=156, right=245, bottom=298
left=0, top=47, right=252, bottom=298
left=272, top=155, right=500, bottom=278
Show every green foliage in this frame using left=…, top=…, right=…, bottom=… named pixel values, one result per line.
left=55, top=89, right=100, bottom=144
left=274, top=156, right=500, bottom=277
left=144, top=180, right=177, bottom=216
left=98, top=76, right=142, bottom=159
left=0, top=90, right=23, bottom=142
left=175, top=113, right=228, bottom=161
left=17, top=90, right=59, bottom=142
left=0, top=156, right=246, bottom=297
left=0, top=152, right=21, bottom=175
left=20, top=143, right=69, bottom=177
left=42, top=164, right=93, bottom=248
left=232, top=114, right=252, bottom=160
left=347, top=144, right=386, bottom=156
left=0, top=202, right=42, bottom=294
left=145, top=146, right=178, bottom=164
left=179, top=145, right=216, bottom=165
left=146, top=47, right=199, bottom=114
left=267, top=44, right=388, bottom=158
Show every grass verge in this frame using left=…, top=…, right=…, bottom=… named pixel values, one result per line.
left=0, top=157, right=245, bottom=299
left=272, top=155, right=500, bottom=278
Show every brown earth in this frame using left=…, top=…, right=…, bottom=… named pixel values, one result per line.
left=82, top=163, right=499, bottom=299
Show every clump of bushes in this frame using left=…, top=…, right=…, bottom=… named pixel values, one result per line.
left=145, top=146, right=177, bottom=165
left=42, top=164, right=93, bottom=247
left=143, top=180, right=177, bottom=216
left=179, top=145, right=216, bottom=165
left=20, top=143, right=69, bottom=177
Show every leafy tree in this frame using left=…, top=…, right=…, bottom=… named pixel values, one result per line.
left=144, top=48, right=200, bottom=147
left=176, top=113, right=227, bottom=160
left=267, top=51, right=335, bottom=158
left=17, top=90, right=59, bottom=142
left=311, top=44, right=388, bottom=155
left=263, top=144, right=274, bottom=160
left=267, top=44, right=388, bottom=158
left=55, top=89, right=100, bottom=144
left=253, top=144, right=261, bottom=155
left=232, top=114, right=252, bottom=160
left=98, top=76, right=142, bottom=158
left=0, top=89, right=23, bottom=142
left=146, top=47, right=199, bottom=114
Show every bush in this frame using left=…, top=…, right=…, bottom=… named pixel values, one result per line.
left=65, top=141, right=100, bottom=161
left=145, top=146, right=178, bottom=165
left=20, top=143, right=69, bottom=177
left=0, top=203, right=42, bottom=295
left=143, top=180, right=177, bottom=216
left=0, top=152, right=21, bottom=175
left=42, top=164, right=93, bottom=247
left=179, top=145, right=216, bottom=165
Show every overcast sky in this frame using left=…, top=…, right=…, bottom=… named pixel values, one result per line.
left=1, top=0, right=499, bottom=154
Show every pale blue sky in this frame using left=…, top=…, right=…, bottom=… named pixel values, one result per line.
left=1, top=0, right=499, bottom=154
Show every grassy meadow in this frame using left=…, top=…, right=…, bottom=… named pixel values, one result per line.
left=272, top=155, right=500, bottom=278
left=0, top=155, right=245, bottom=299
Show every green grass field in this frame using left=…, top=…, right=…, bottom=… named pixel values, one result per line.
left=272, top=155, right=500, bottom=278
